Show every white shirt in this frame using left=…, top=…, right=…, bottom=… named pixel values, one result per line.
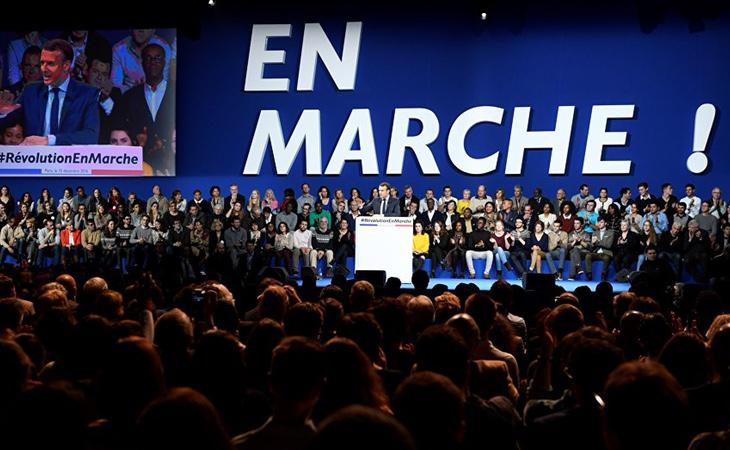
left=292, top=229, right=312, bottom=248
left=44, top=76, right=71, bottom=146
left=144, top=80, right=167, bottom=121
left=680, top=195, right=702, bottom=218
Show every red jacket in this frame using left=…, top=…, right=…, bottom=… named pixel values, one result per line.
left=60, top=229, right=82, bottom=247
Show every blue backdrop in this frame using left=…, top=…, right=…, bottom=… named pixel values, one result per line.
left=5, top=3, right=730, bottom=202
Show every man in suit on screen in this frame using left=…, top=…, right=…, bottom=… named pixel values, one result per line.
left=0, top=39, right=100, bottom=145
left=120, top=43, right=175, bottom=174
left=362, top=182, right=400, bottom=217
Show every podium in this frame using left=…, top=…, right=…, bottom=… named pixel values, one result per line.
left=355, top=216, right=414, bottom=283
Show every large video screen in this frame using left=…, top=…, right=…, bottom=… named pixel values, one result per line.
left=0, top=29, right=176, bottom=176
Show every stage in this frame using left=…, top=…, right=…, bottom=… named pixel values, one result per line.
left=299, top=276, right=631, bottom=292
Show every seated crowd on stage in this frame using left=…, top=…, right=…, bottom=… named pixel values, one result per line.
left=0, top=181, right=729, bottom=283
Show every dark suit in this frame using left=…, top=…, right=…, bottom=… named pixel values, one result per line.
left=419, top=209, right=445, bottom=230
left=399, top=195, right=420, bottom=216
left=362, top=197, right=399, bottom=217
left=0, top=79, right=100, bottom=145
left=99, top=86, right=122, bottom=144
left=120, top=81, right=176, bottom=172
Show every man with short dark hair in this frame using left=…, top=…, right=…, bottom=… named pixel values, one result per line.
left=297, top=183, right=316, bottom=215
left=224, top=217, right=247, bottom=271
left=362, top=182, right=399, bottom=217
left=0, top=38, right=100, bottom=145
left=232, top=337, right=326, bottom=450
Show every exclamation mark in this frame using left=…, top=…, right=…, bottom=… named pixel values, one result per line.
left=686, top=103, right=716, bottom=174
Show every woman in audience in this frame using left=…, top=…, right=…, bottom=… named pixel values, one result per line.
left=429, top=221, right=450, bottom=277
left=274, top=221, right=294, bottom=272
left=261, top=188, right=278, bottom=213
left=490, top=219, right=514, bottom=279
left=318, top=186, right=332, bottom=211
left=493, top=188, right=506, bottom=212
left=101, top=219, right=119, bottom=268
left=247, top=189, right=261, bottom=213
left=107, top=187, right=125, bottom=218
left=625, top=202, right=643, bottom=234
left=447, top=220, right=467, bottom=278
left=87, top=188, right=105, bottom=215
left=94, top=204, right=112, bottom=230
left=613, top=220, right=638, bottom=273
left=483, top=201, right=498, bottom=232
left=604, top=203, right=623, bottom=233
left=333, top=189, right=347, bottom=211
left=538, top=202, right=557, bottom=230
left=312, top=338, right=390, bottom=424
left=333, top=218, right=355, bottom=272
left=36, top=188, right=54, bottom=215
left=17, top=192, right=34, bottom=214
left=443, top=200, right=460, bottom=232
left=559, top=201, right=576, bottom=233
left=0, top=185, right=15, bottom=216
left=55, top=202, right=74, bottom=230
left=57, top=187, right=74, bottom=212
left=413, top=221, right=429, bottom=272
left=457, top=189, right=471, bottom=214
left=528, top=221, right=552, bottom=274
left=636, top=219, right=658, bottom=270
left=148, top=202, right=161, bottom=226
left=595, top=186, right=614, bottom=214
left=171, top=190, right=187, bottom=213
left=190, top=221, right=209, bottom=273
left=209, top=219, right=225, bottom=254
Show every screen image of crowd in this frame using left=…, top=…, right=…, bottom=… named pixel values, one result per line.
left=0, top=30, right=176, bottom=175
left=1, top=180, right=730, bottom=450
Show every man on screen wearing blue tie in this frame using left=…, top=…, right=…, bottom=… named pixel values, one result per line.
left=362, top=182, right=400, bottom=217
left=0, top=39, right=100, bottom=146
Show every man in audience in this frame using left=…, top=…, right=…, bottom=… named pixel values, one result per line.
left=658, top=222, right=684, bottom=275
left=696, top=201, right=719, bottom=247
left=465, top=218, right=493, bottom=280
left=635, top=181, right=655, bottom=214
left=510, top=185, right=528, bottom=214
left=399, top=185, right=419, bottom=217
left=111, top=29, right=171, bottom=92
left=571, top=184, right=594, bottom=212
left=673, top=202, right=690, bottom=230
left=86, top=56, right=123, bottom=143
left=683, top=219, right=711, bottom=281
left=233, top=337, right=326, bottom=450
left=310, top=217, right=334, bottom=278
left=297, top=184, right=316, bottom=215
left=292, top=219, right=313, bottom=275
left=419, top=189, right=436, bottom=214
left=643, top=200, right=668, bottom=234
left=147, top=185, right=169, bottom=215
left=528, top=187, right=550, bottom=214
left=604, top=361, right=691, bottom=450
left=224, top=184, right=244, bottom=216
left=469, top=185, right=492, bottom=217
left=80, top=220, right=101, bottom=263
left=129, top=214, right=155, bottom=269
left=224, top=217, right=247, bottom=272
left=568, top=217, right=591, bottom=280
left=276, top=202, right=298, bottom=232
left=121, top=43, right=175, bottom=174
left=5, top=45, right=42, bottom=99
left=681, top=183, right=702, bottom=218
left=0, top=217, right=24, bottom=264
left=418, top=198, right=444, bottom=232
